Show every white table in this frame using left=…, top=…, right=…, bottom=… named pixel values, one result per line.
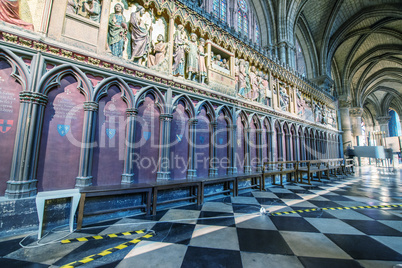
left=35, top=189, right=81, bottom=239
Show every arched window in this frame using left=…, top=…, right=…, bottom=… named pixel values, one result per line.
left=237, top=0, right=248, bottom=37
left=295, top=39, right=307, bottom=76
left=213, top=0, right=227, bottom=23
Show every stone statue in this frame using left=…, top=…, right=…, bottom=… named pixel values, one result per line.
left=321, top=105, right=328, bottom=124
left=198, top=38, right=207, bottom=84
left=244, top=61, right=251, bottom=99
left=186, top=33, right=199, bottom=81
left=172, top=24, right=187, bottom=77
left=147, top=34, right=168, bottom=67
left=129, top=4, right=152, bottom=64
left=296, top=89, right=306, bottom=116
left=83, top=0, right=101, bottom=22
left=313, top=101, right=322, bottom=122
left=107, top=4, right=127, bottom=58
left=0, top=0, right=34, bottom=30
left=214, top=54, right=222, bottom=66
left=66, top=0, right=78, bottom=14
left=222, top=58, right=229, bottom=70
left=279, top=87, right=289, bottom=111
left=210, top=51, right=215, bottom=65
left=238, top=59, right=247, bottom=98
left=234, top=58, right=239, bottom=92
left=249, top=66, right=258, bottom=101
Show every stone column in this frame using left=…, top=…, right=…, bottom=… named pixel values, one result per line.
left=244, top=127, right=252, bottom=173
left=228, top=124, right=237, bottom=175
left=121, top=108, right=138, bottom=184
left=294, top=134, right=299, bottom=161
left=157, top=114, right=173, bottom=181
left=187, top=118, right=198, bottom=178
left=305, top=135, right=310, bottom=160
left=209, top=121, right=218, bottom=177
left=268, top=131, right=274, bottom=161
left=339, top=97, right=353, bottom=150
left=300, top=135, right=305, bottom=160
left=278, top=42, right=287, bottom=66
left=5, top=92, right=48, bottom=199
left=75, top=101, right=99, bottom=187
left=285, top=133, right=291, bottom=161
left=377, top=116, right=391, bottom=137
left=349, top=107, right=363, bottom=146
left=256, top=129, right=263, bottom=172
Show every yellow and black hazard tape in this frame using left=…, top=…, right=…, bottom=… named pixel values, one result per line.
left=60, top=231, right=154, bottom=268
left=269, top=204, right=402, bottom=216
left=61, top=229, right=149, bottom=244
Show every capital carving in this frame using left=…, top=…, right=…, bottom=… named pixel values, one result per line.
left=126, top=108, right=138, bottom=117
left=338, top=94, right=351, bottom=108
left=160, top=114, right=173, bottom=122
left=376, top=116, right=391, bottom=125
left=83, top=101, right=99, bottom=111
left=349, top=107, right=363, bottom=117
left=19, top=92, right=48, bottom=106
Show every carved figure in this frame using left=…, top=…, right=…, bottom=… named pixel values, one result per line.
left=66, top=0, right=78, bottom=14
left=234, top=58, right=239, bottom=92
left=279, top=87, right=289, bottom=111
left=313, top=101, right=322, bottom=122
left=249, top=66, right=259, bottom=101
left=186, top=33, right=199, bottom=81
left=296, top=89, right=306, bottom=116
left=214, top=54, right=222, bottom=66
left=147, top=34, right=167, bottom=67
left=129, top=4, right=152, bottom=64
left=238, top=59, right=248, bottom=98
left=107, top=3, right=127, bottom=58
left=244, top=61, right=251, bottom=99
left=172, top=24, right=187, bottom=77
left=222, top=58, right=229, bottom=70
left=198, top=38, right=207, bottom=84
left=83, top=0, right=101, bottom=22
left=0, top=0, right=34, bottom=30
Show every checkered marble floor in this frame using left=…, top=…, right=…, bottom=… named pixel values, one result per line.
left=1, top=166, right=402, bottom=268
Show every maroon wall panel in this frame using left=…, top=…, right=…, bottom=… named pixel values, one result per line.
left=37, top=75, right=85, bottom=191
left=195, top=107, right=210, bottom=178
left=133, top=95, right=160, bottom=183
left=0, top=60, right=22, bottom=195
left=216, top=112, right=228, bottom=176
left=170, top=102, right=189, bottom=180
left=236, top=117, right=245, bottom=174
left=92, top=86, right=127, bottom=186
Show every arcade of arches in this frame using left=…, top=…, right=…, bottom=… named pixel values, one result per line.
left=0, top=0, right=401, bottom=232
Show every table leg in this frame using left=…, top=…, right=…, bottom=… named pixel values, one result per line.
left=76, top=193, right=86, bottom=231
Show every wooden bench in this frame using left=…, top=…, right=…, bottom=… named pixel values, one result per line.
left=327, top=158, right=344, bottom=177
left=151, top=179, right=201, bottom=215
left=77, top=183, right=153, bottom=230
left=235, top=172, right=263, bottom=193
left=343, top=158, right=354, bottom=174
left=297, top=160, right=329, bottom=184
left=199, top=175, right=236, bottom=204
left=262, top=161, right=298, bottom=188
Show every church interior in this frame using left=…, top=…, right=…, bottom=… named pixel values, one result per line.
left=0, top=0, right=401, bottom=267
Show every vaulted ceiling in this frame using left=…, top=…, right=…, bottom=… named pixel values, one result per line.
left=256, top=0, right=402, bottom=121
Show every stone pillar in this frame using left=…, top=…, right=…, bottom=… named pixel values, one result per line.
left=339, top=98, right=353, bottom=150
left=244, top=127, right=252, bottom=173
left=300, top=135, right=305, bottom=160
left=294, top=135, right=299, bottom=161
left=157, top=114, right=173, bottom=180
left=209, top=121, right=218, bottom=177
left=5, top=92, right=48, bottom=199
left=285, top=133, right=291, bottom=160
left=349, top=107, right=363, bottom=146
left=256, top=129, right=263, bottom=172
left=377, top=116, right=391, bottom=137
left=75, top=101, right=99, bottom=187
left=187, top=118, right=198, bottom=178
left=278, top=42, right=287, bottom=66
left=121, top=108, right=138, bottom=184
left=268, top=131, right=274, bottom=161
left=277, top=132, right=283, bottom=161
left=228, top=124, right=237, bottom=175
left=305, top=135, right=310, bottom=160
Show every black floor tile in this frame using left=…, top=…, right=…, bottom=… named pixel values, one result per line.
left=148, top=222, right=196, bottom=244
left=273, top=193, right=303, bottom=199
left=196, top=211, right=236, bottom=226
left=181, top=246, right=242, bottom=268
left=270, top=216, right=320, bottom=232
left=320, top=195, right=354, bottom=201
left=298, top=256, right=363, bottom=268
left=0, top=237, right=26, bottom=257
left=342, top=220, right=402, bottom=236
left=53, top=237, right=133, bottom=266
left=0, top=258, right=48, bottom=268
left=309, top=200, right=344, bottom=209
left=255, top=198, right=286, bottom=206
left=355, top=208, right=402, bottom=220
left=232, top=203, right=261, bottom=214
left=325, top=234, right=402, bottom=261
left=288, top=189, right=316, bottom=195
left=128, top=210, right=168, bottom=221
left=77, top=219, right=121, bottom=234
left=289, top=206, right=336, bottom=218
left=178, top=204, right=203, bottom=211
left=237, top=228, right=293, bottom=255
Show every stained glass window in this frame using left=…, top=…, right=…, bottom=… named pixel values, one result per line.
left=237, top=0, right=249, bottom=38
left=244, top=14, right=248, bottom=36
left=213, top=0, right=227, bottom=23
left=238, top=0, right=247, bottom=12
